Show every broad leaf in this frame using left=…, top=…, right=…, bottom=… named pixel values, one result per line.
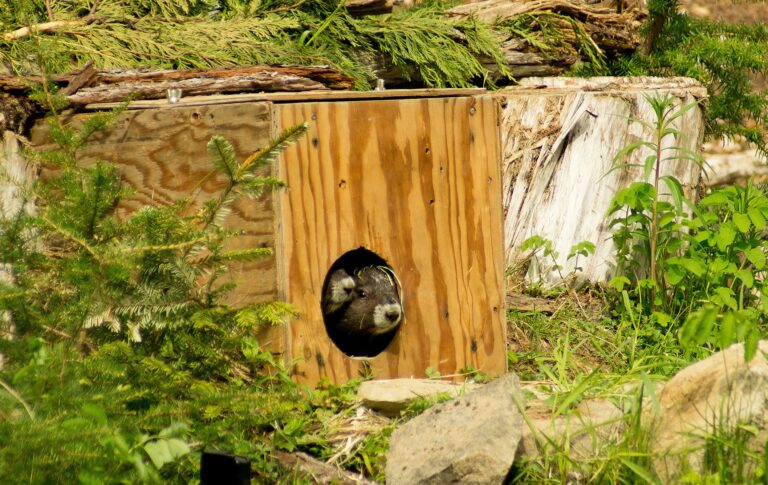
left=733, top=212, right=752, bottom=233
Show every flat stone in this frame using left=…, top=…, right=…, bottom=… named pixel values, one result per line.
left=357, top=378, right=480, bottom=417
left=385, top=373, right=522, bottom=484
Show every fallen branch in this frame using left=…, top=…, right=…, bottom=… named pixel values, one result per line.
left=0, top=65, right=354, bottom=105
left=3, top=15, right=103, bottom=42
left=67, top=71, right=326, bottom=105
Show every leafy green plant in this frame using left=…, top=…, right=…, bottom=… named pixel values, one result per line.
left=608, top=94, right=766, bottom=361
left=521, top=235, right=596, bottom=290
left=608, top=94, right=705, bottom=311
left=607, top=0, right=768, bottom=157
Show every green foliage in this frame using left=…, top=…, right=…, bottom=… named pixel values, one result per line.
left=521, top=235, right=595, bottom=294
left=608, top=95, right=766, bottom=362
left=608, top=0, right=768, bottom=156
left=0, top=117, right=306, bottom=349
left=0, top=105, right=338, bottom=482
left=355, top=7, right=510, bottom=87
left=0, top=0, right=511, bottom=89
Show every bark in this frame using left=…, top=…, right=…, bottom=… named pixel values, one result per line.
left=0, top=65, right=355, bottom=106
left=450, top=0, right=646, bottom=83
left=499, top=77, right=707, bottom=287
left=59, top=60, right=97, bottom=95
left=66, top=72, right=327, bottom=106
left=346, top=0, right=414, bottom=15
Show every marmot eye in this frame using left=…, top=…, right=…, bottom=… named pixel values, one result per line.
left=358, top=290, right=368, bottom=298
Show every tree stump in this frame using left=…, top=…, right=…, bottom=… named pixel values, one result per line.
left=497, top=77, right=708, bottom=287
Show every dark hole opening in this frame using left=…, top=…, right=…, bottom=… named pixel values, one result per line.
left=321, top=248, right=404, bottom=358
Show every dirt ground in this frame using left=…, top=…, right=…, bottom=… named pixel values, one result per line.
left=680, top=0, right=768, bottom=25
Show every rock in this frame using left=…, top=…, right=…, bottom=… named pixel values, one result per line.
left=385, top=373, right=522, bottom=484
left=701, top=136, right=768, bottom=187
left=648, top=341, right=768, bottom=482
left=357, top=378, right=480, bottom=417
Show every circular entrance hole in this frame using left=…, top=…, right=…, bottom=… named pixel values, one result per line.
left=321, top=248, right=404, bottom=357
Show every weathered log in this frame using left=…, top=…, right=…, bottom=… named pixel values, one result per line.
left=0, top=131, right=36, bottom=220
left=0, top=65, right=355, bottom=106
left=450, top=0, right=646, bottom=83
left=346, top=0, right=414, bottom=15
left=497, top=77, right=707, bottom=287
left=67, top=72, right=326, bottom=106
left=90, top=65, right=354, bottom=90
left=0, top=131, right=38, bottom=370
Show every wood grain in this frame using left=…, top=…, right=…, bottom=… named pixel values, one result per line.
left=276, top=96, right=507, bottom=386
left=30, top=103, right=285, bottom=348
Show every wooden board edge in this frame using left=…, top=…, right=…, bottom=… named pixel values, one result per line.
left=493, top=94, right=509, bottom=375
left=84, top=88, right=488, bottom=110
left=272, top=103, right=293, bottom=364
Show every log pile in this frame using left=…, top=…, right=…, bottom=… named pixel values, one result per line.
left=449, top=0, right=646, bottom=79
left=0, top=0, right=647, bottom=113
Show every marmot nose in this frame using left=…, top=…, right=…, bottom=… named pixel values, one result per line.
left=385, top=310, right=401, bottom=322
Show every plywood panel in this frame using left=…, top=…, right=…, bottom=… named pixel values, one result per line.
left=31, top=103, right=284, bottom=348
left=277, top=96, right=506, bottom=385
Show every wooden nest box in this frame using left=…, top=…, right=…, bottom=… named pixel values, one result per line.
left=32, top=89, right=508, bottom=386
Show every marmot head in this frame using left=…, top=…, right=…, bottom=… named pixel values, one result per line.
left=347, top=266, right=402, bottom=334
left=323, top=265, right=404, bottom=357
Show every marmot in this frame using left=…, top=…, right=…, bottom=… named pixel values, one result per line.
left=323, top=266, right=403, bottom=357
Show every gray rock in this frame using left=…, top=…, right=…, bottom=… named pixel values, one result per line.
left=357, top=378, right=480, bottom=417
left=385, top=373, right=522, bottom=484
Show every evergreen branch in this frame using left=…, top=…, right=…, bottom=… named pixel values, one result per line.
left=207, top=136, right=237, bottom=180
left=237, top=123, right=309, bottom=178
left=3, top=15, right=103, bottom=42
left=0, top=377, right=35, bottom=420
left=40, top=215, right=104, bottom=265
left=119, top=238, right=207, bottom=254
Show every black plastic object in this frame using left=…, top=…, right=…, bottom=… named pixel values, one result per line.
left=200, top=450, right=251, bottom=485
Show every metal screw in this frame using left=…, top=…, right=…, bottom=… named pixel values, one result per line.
left=166, top=88, right=182, bottom=104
